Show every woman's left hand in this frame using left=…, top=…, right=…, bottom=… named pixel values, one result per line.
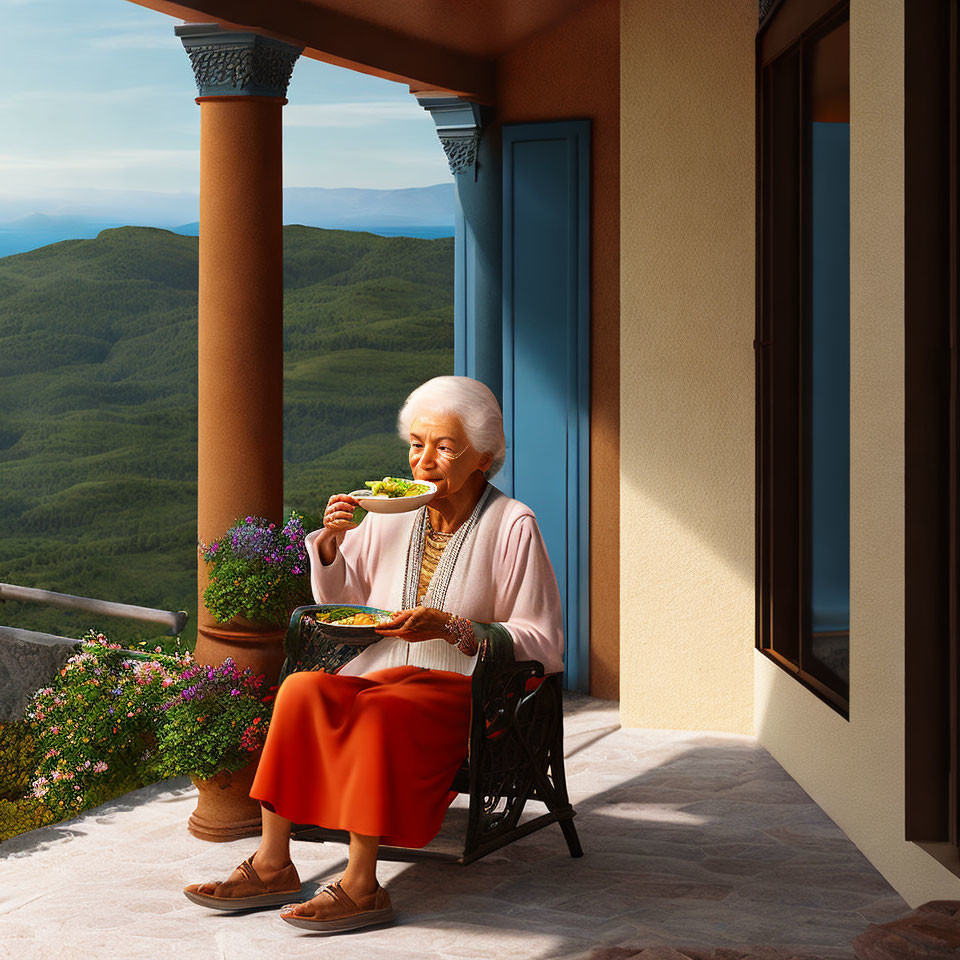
left=374, top=606, right=452, bottom=642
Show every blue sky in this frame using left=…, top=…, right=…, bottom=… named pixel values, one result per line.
left=0, top=0, right=453, bottom=221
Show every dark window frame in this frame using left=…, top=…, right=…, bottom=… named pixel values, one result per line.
left=756, top=0, right=850, bottom=717
left=904, top=0, right=957, bottom=856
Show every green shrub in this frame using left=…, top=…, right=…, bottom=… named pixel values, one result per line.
left=0, top=720, right=36, bottom=801
left=0, top=795, right=58, bottom=840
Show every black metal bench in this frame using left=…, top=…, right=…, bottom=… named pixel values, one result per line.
left=278, top=605, right=584, bottom=865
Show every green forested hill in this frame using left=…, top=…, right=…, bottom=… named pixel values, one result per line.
left=0, top=225, right=453, bottom=649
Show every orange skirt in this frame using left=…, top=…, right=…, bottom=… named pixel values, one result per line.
left=249, top=665, right=473, bottom=848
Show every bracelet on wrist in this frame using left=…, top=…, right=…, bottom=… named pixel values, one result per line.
left=443, top=615, right=479, bottom=657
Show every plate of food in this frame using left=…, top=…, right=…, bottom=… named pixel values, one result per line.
left=306, top=604, right=398, bottom=644
left=348, top=476, right=437, bottom=515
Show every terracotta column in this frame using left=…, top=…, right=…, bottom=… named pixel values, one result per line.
left=177, top=23, right=302, bottom=841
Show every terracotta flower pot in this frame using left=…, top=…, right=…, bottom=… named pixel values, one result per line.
left=187, top=750, right=264, bottom=842
left=184, top=611, right=290, bottom=842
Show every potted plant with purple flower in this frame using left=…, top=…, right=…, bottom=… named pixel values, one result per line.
left=190, top=509, right=311, bottom=839
left=155, top=657, right=277, bottom=838
left=199, top=510, right=313, bottom=629
left=155, top=657, right=272, bottom=782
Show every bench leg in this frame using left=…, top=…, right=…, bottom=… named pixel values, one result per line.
left=559, top=816, right=583, bottom=858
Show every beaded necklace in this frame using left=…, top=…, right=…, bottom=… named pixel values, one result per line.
left=417, top=514, right=453, bottom=603
left=401, top=484, right=493, bottom=611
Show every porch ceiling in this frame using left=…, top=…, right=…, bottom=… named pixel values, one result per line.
left=128, top=0, right=595, bottom=101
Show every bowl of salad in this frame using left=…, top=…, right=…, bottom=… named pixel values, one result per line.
left=348, top=476, right=437, bottom=515
left=307, top=604, right=398, bottom=643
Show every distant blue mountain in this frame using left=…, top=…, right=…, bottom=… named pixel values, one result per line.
left=0, top=215, right=125, bottom=258
left=0, top=185, right=455, bottom=259
left=284, top=184, right=454, bottom=227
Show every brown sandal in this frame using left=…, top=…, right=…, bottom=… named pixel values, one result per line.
left=183, top=855, right=303, bottom=910
left=279, top=879, right=395, bottom=932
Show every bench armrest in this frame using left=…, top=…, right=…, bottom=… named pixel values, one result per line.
left=468, top=627, right=563, bottom=763
left=279, top=604, right=367, bottom=684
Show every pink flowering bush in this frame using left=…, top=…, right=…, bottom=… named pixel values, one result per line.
left=25, top=631, right=176, bottom=818
left=15, top=630, right=277, bottom=832
left=199, top=510, right=313, bottom=627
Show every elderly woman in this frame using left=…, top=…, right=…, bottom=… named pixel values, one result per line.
left=183, top=375, right=564, bottom=932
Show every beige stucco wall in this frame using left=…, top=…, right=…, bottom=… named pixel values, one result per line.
left=754, top=0, right=960, bottom=907
left=619, top=0, right=756, bottom=733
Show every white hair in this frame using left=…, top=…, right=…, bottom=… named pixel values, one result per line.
left=397, top=376, right=506, bottom=479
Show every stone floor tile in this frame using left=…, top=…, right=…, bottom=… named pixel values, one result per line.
left=586, top=837, right=710, bottom=862
left=714, top=780, right=817, bottom=805
left=626, top=913, right=738, bottom=945
left=853, top=895, right=910, bottom=925
left=560, top=852, right=733, bottom=883
left=676, top=800, right=818, bottom=829
left=750, top=863, right=893, bottom=896
left=0, top=696, right=912, bottom=960
left=654, top=776, right=784, bottom=794
left=761, top=823, right=861, bottom=854
left=700, top=844, right=793, bottom=862
left=624, top=788, right=727, bottom=806
left=719, top=909, right=870, bottom=947
left=723, top=946, right=852, bottom=960
left=599, top=823, right=773, bottom=852
left=697, top=858, right=768, bottom=878
left=727, top=880, right=884, bottom=913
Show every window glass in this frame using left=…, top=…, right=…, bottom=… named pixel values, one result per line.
left=805, top=19, right=850, bottom=687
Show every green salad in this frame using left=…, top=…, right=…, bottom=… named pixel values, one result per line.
left=363, top=477, right=430, bottom=498
left=315, top=606, right=394, bottom=625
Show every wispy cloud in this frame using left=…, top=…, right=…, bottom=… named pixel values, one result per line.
left=0, top=149, right=197, bottom=173
left=283, top=100, right=426, bottom=128
left=289, top=145, right=449, bottom=167
left=0, top=85, right=174, bottom=107
left=88, top=30, right=172, bottom=51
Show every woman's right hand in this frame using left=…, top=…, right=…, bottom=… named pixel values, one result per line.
left=322, top=493, right=360, bottom=532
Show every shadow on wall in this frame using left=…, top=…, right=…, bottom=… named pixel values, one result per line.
left=618, top=321, right=755, bottom=586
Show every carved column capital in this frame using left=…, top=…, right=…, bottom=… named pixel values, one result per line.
left=175, top=23, right=303, bottom=99
left=417, top=96, right=491, bottom=177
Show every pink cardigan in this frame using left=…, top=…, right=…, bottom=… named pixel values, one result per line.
left=303, top=485, right=565, bottom=677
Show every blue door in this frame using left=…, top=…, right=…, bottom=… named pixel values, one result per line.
left=501, top=120, right=590, bottom=692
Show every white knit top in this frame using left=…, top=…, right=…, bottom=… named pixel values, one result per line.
left=303, top=484, right=565, bottom=677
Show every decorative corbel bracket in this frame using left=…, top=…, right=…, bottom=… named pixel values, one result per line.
left=175, top=23, right=303, bottom=99
left=417, top=96, right=492, bottom=178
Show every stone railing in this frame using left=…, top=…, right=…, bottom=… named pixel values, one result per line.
left=0, top=582, right=187, bottom=722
